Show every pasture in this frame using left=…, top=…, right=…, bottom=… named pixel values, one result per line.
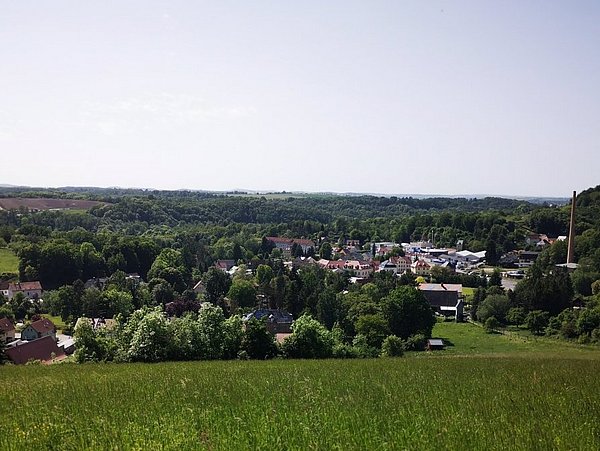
left=0, top=248, right=18, bottom=275
left=1, top=325, right=600, bottom=450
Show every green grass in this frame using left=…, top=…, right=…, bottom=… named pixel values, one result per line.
left=1, top=356, right=600, bottom=450
left=41, top=314, right=68, bottom=333
left=0, top=248, right=18, bottom=275
left=431, top=321, right=600, bottom=356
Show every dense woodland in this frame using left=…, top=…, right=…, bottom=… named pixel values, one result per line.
left=1, top=185, right=600, bottom=361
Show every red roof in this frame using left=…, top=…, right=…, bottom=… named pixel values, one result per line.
left=9, top=281, right=43, bottom=291
left=0, top=280, right=9, bottom=291
left=0, top=317, right=15, bottom=333
left=30, top=318, right=55, bottom=334
left=5, top=336, right=65, bottom=365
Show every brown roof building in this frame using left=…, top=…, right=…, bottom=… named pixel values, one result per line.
left=21, top=318, right=56, bottom=341
left=5, top=336, right=65, bottom=365
left=7, top=281, right=43, bottom=300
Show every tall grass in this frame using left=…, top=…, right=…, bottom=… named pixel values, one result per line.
left=1, top=356, right=599, bottom=450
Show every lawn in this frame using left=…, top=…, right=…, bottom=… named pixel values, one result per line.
left=2, top=322, right=599, bottom=449
left=1, top=355, right=599, bottom=450
left=0, top=248, right=18, bottom=275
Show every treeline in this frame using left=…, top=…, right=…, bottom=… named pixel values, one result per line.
left=74, top=285, right=436, bottom=364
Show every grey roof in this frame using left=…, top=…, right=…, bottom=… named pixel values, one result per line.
left=427, top=339, right=444, bottom=346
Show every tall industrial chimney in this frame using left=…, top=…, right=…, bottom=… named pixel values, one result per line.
left=567, top=191, right=576, bottom=264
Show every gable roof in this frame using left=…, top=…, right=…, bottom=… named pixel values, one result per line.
left=0, top=317, right=15, bottom=333
left=5, top=336, right=65, bottom=365
left=419, top=283, right=463, bottom=293
left=8, top=281, right=43, bottom=291
left=30, top=318, right=56, bottom=334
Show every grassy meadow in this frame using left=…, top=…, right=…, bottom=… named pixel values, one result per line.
left=0, top=248, right=18, bottom=275
left=1, top=323, right=600, bottom=450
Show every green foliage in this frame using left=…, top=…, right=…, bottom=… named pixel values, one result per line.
left=202, top=268, right=232, bottom=304
left=525, top=311, right=550, bottom=335
left=282, top=314, right=334, bottom=359
left=380, top=335, right=404, bottom=357
left=227, top=279, right=257, bottom=309
left=381, top=286, right=435, bottom=340
left=484, top=316, right=500, bottom=333
left=477, top=294, right=510, bottom=324
left=576, top=308, right=600, bottom=336
left=355, top=313, right=389, bottom=349
left=241, top=318, right=277, bottom=359
left=506, top=307, right=526, bottom=326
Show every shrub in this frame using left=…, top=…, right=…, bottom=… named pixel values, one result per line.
left=404, top=334, right=427, bottom=351
left=477, top=295, right=510, bottom=324
left=525, top=311, right=550, bottom=335
left=380, top=335, right=404, bottom=357
left=281, top=314, right=334, bottom=359
left=484, top=316, right=500, bottom=333
left=506, top=307, right=526, bottom=326
left=351, top=334, right=379, bottom=358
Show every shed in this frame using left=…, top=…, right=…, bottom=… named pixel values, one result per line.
left=427, top=339, right=445, bottom=351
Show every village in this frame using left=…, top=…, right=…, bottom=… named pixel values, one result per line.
left=0, top=232, right=562, bottom=365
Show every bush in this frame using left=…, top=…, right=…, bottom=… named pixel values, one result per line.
left=404, top=333, right=427, bottom=351
left=380, top=335, right=404, bottom=357
left=525, top=310, right=550, bottom=335
left=506, top=307, right=526, bottom=326
left=351, top=335, right=379, bottom=358
left=484, top=316, right=500, bottom=333
left=281, top=314, right=334, bottom=359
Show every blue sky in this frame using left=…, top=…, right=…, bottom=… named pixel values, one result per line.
left=1, top=1, right=598, bottom=196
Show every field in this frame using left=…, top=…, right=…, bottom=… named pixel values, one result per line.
left=1, top=323, right=600, bottom=450
left=0, top=248, right=19, bottom=274
left=0, top=197, right=105, bottom=211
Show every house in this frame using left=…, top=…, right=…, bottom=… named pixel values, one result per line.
left=58, top=337, right=76, bottom=355
left=266, top=237, right=315, bottom=255
left=0, top=317, right=16, bottom=343
left=418, top=283, right=463, bottom=312
left=0, top=280, right=9, bottom=298
left=5, top=336, right=65, bottom=364
left=215, top=260, right=236, bottom=272
left=379, top=256, right=412, bottom=275
left=427, top=339, right=445, bottom=351
left=7, top=281, right=43, bottom=300
left=411, top=259, right=431, bottom=276
left=21, top=318, right=56, bottom=341
left=343, top=260, right=373, bottom=278
left=518, top=251, right=540, bottom=268
left=242, top=309, right=294, bottom=334
left=84, top=277, right=109, bottom=290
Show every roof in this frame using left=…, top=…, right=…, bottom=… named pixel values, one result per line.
left=419, top=283, right=463, bottom=293
left=8, top=281, right=43, bottom=291
left=0, top=317, right=15, bottom=332
left=0, top=280, right=9, bottom=290
left=243, top=309, right=293, bottom=324
left=427, top=339, right=444, bottom=346
left=266, top=237, right=314, bottom=247
left=5, top=336, right=65, bottom=365
left=29, top=318, right=56, bottom=334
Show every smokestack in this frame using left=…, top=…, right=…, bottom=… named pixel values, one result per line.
left=567, top=191, right=576, bottom=264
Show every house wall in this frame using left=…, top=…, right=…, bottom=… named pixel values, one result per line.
left=21, top=326, right=39, bottom=341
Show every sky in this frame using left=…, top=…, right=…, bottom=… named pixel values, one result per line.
left=1, top=1, right=599, bottom=197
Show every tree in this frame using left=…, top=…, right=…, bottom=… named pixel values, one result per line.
left=202, top=267, right=232, bottom=304
left=241, top=318, right=277, bottom=359
left=320, top=242, right=333, bottom=260
left=506, top=307, right=526, bottom=326
left=476, top=294, right=510, bottom=324
left=355, top=313, right=390, bottom=349
left=576, top=308, right=600, bottom=336
left=196, top=302, right=226, bottom=360
left=222, top=315, right=243, bottom=359
left=380, top=286, right=436, bottom=340
left=489, top=269, right=502, bottom=287
left=227, top=279, right=257, bottom=309
left=525, top=310, right=549, bottom=335
left=484, top=316, right=500, bottom=333
left=514, top=266, right=573, bottom=315
left=125, top=307, right=171, bottom=362
left=282, top=314, right=334, bottom=359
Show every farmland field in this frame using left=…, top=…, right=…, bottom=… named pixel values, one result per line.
left=1, top=327, right=600, bottom=450
left=0, top=248, right=19, bottom=274
left=0, top=197, right=105, bottom=211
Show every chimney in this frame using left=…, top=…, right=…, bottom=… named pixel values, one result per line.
left=567, top=191, right=576, bottom=264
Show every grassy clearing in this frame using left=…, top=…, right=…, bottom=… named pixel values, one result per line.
left=1, top=356, right=600, bottom=450
left=41, top=314, right=68, bottom=333
left=430, top=321, right=600, bottom=357
left=0, top=248, right=18, bottom=275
